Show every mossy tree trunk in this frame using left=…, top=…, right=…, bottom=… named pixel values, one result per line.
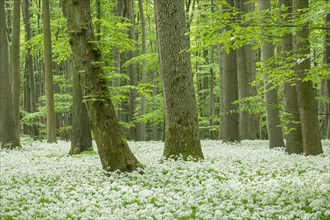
left=154, top=0, right=203, bottom=160
left=69, top=57, right=93, bottom=155
left=63, top=0, right=141, bottom=172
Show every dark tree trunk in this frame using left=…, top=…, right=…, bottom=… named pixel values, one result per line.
left=0, top=0, right=20, bottom=148
left=69, top=57, right=93, bottom=155
left=154, top=0, right=203, bottom=159
left=63, top=0, right=141, bottom=172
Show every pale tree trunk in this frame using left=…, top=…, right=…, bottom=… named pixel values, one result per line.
left=138, top=0, right=147, bottom=141
left=221, top=0, right=240, bottom=142
left=218, top=46, right=224, bottom=140
left=258, top=0, right=285, bottom=148
left=63, top=0, right=141, bottom=172
left=95, top=0, right=101, bottom=41
left=154, top=0, right=203, bottom=159
left=325, top=11, right=330, bottom=139
left=42, top=0, right=57, bottom=143
left=279, top=0, right=303, bottom=154
left=0, top=0, right=20, bottom=148
left=69, top=57, right=93, bottom=155
left=209, top=46, right=215, bottom=139
left=235, top=0, right=260, bottom=140
left=11, top=0, right=21, bottom=138
left=293, top=0, right=323, bottom=155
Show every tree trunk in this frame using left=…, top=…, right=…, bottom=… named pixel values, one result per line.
left=293, top=0, right=323, bottom=155
left=235, top=0, right=260, bottom=140
left=112, top=0, right=125, bottom=118
left=221, top=0, right=240, bottom=142
left=325, top=10, right=330, bottom=139
left=69, top=57, right=93, bottom=155
left=11, top=0, right=21, bottom=138
left=22, top=0, right=38, bottom=138
left=63, top=0, right=141, bottom=172
left=126, top=0, right=139, bottom=141
left=138, top=0, right=147, bottom=141
left=279, top=0, right=303, bottom=154
left=0, top=0, right=20, bottom=148
left=209, top=46, right=215, bottom=140
left=258, top=0, right=285, bottom=148
left=154, top=0, right=203, bottom=159
left=42, top=0, right=57, bottom=143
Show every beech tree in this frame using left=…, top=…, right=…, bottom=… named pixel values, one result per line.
left=154, top=0, right=204, bottom=159
left=0, top=0, right=20, bottom=148
left=258, top=0, right=285, bottom=148
left=63, top=0, right=141, bottom=172
left=42, top=0, right=57, bottom=143
left=279, top=0, right=303, bottom=154
left=11, top=0, right=20, bottom=138
left=293, top=0, right=323, bottom=155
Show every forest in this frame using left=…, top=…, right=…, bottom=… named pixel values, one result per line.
left=0, top=0, right=329, bottom=219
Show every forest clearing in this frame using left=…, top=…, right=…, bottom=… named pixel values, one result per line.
left=1, top=140, right=330, bottom=219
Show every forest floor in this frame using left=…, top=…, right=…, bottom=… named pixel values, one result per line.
left=1, top=139, right=329, bottom=220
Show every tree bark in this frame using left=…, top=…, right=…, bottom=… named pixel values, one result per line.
left=22, top=0, right=38, bottom=138
left=325, top=10, right=330, bottom=139
left=69, top=57, right=93, bottom=155
left=235, top=0, right=260, bottom=140
left=279, top=0, right=303, bottom=154
left=293, top=0, right=323, bottom=155
left=138, top=0, right=147, bottom=141
left=0, top=0, right=20, bottom=148
left=11, top=0, right=21, bottom=138
left=63, top=0, right=141, bottom=172
left=258, top=0, right=285, bottom=148
left=154, top=0, right=203, bottom=159
left=221, top=0, right=240, bottom=142
left=42, top=0, right=57, bottom=143
left=126, top=0, right=139, bottom=141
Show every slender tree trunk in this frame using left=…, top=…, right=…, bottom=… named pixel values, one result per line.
left=258, top=0, right=285, bottom=148
left=221, top=0, right=240, bottom=142
left=70, top=57, right=93, bottom=155
left=279, top=0, right=303, bottom=154
left=138, top=0, right=147, bottom=141
left=0, top=0, right=20, bottom=148
left=209, top=46, right=215, bottom=139
left=325, top=10, right=330, bottom=139
left=63, top=0, right=141, bottom=172
left=218, top=46, right=224, bottom=140
left=112, top=0, right=124, bottom=118
left=154, top=0, right=203, bottom=159
left=11, top=0, right=21, bottom=138
left=235, top=0, right=259, bottom=140
left=127, top=0, right=139, bottom=141
left=22, top=0, right=38, bottom=137
left=293, top=0, right=323, bottom=155
left=42, top=0, right=57, bottom=142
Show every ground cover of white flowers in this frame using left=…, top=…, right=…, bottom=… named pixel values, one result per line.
left=1, top=140, right=329, bottom=220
